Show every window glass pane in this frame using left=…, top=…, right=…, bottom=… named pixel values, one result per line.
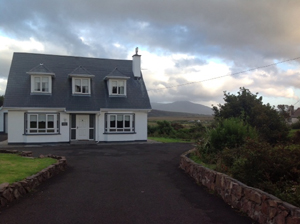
left=38, top=114, right=46, bottom=129
left=42, top=77, right=49, bottom=92
left=117, top=115, right=123, bottom=128
left=125, top=115, right=130, bottom=127
left=47, top=115, right=54, bottom=128
left=89, top=115, right=94, bottom=128
left=34, top=77, right=40, bottom=91
left=112, top=81, right=117, bottom=94
left=82, top=79, right=89, bottom=93
left=89, top=129, right=94, bottom=139
left=71, top=129, right=76, bottom=139
left=119, top=86, right=124, bottom=94
left=110, top=115, right=116, bottom=127
left=75, top=79, right=81, bottom=92
left=71, top=114, right=76, bottom=128
left=30, top=115, right=37, bottom=128
left=118, top=81, right=124, bottom=94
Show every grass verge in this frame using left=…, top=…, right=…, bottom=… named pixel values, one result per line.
left=189, top=154, right=216, bottom=170
left=0, top=153, right=57, bottom=184
left=148, top=137, right=192, bottom=143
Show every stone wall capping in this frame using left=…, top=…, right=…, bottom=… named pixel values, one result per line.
left=180, top=148, right=300, bottom=224
left=0, top=149, right=67, bottom=208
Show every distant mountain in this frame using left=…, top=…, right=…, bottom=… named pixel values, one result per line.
left=148, top=109, right=205, bottom=117
left=151, top=101, right=213, bottom=115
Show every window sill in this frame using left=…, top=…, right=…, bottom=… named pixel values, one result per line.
left=109, top=95, right=127, bottom=97
left=104, top=132, right=136, bottom=135
left=30, top=92, right=52, bottom=95
left=23, top=133, right=61, bottom=136
left=72, top=93, right=91, bottom=96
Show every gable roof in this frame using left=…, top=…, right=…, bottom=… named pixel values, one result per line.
left=4, top=52, right=151, bottom=111
left=68, top=66, right=95, bottom=78
left=104, top=67, right=130, bottom=80
left=26, top=63, right=55, bottom=76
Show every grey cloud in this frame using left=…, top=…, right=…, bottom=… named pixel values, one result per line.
left=1, top=0, right=300, bottom=102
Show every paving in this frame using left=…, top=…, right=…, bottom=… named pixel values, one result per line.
left=0, top=143, right=254, bottom=224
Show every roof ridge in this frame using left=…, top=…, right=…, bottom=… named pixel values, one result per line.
left=13, top=52, right=131, bottom=62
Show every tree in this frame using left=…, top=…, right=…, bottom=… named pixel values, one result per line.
left=212, top=87, right=289, bottom=144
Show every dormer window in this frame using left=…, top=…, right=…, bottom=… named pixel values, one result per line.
left=73, top=78, right=90, bottom=94
left=27, top=63, right=55, bottom=95
left=104, top=68, right=130, bottom=97
left=111, top=80, right=125, bottom=95
left=68, top=66, right=94, bottom=96
left=33, top=76, right=50, bottom=93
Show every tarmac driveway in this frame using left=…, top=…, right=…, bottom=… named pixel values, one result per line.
left=0, top=143, right=254, bottom=224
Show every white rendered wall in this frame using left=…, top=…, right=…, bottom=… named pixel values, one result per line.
left=97, top=111, right=148, bottom=142
left=8, top=110, right=69, bottom=144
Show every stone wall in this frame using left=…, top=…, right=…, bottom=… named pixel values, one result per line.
left=0, top=149, right=67, bottom=208
left=180, top=149, right=300, bottom=224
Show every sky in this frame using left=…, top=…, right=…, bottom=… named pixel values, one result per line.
left=1, top=0, right=300, bottom=108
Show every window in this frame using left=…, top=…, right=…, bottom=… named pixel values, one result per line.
left=105, top=114, right=134, bottom=133
left=31, top=76, right=51, bottom=93
left=73, top=78, right=90, bottom=94
left=110, top=80, right=126, bottom=95
left=26, top=113, right=59, bottom=134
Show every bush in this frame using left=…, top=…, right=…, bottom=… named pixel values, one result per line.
left=216, top=139, right=300, bottom=206
left=147, top=125, right=157, bottom=135
left=209, top=117, right=258, bottom=153
left=156, top=120, right=175, bottom=136
left=291, top=121, right=300, bottom=129
left=213, top=87, right=289, bottom=144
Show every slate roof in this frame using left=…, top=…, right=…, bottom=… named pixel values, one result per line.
left=291, top=108, right=300, bottom=118
left=4, top=52, right=151, bottom=111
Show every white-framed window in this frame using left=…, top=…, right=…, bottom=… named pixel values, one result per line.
left=72, top=78, right=91, bottom=94
left=31, top=75, right=51, bottom=93
left=26, top=113, right=59, bottom=134
left=105, top=114, right=134, bottom=133
left=109, top=80, right=126, bottom=95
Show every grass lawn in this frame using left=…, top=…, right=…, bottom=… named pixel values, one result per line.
left=148, top=137, right=192, bottom=143
left=0, top=153, right=57, bottom=184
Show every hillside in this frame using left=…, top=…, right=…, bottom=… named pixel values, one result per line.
left=148, top=109, right=204, bottom=117
left=151, top=101, right=213, bottom=115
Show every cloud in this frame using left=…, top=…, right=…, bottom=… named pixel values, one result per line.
left=1, top=0, right=300, bottom=105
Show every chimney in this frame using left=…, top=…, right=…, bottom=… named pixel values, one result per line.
left=132, top=47, right=141, bottom=78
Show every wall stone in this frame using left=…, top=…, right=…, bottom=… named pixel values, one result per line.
left=180, top=148, right=300, bottom=224
left=0, top=149, right=67, bottom=208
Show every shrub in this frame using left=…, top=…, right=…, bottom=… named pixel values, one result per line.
left=216, top=139, right=300, bottom=206
left=156, top=120, right=175, bottom=136
left=147, top=125, right=157, bottom=135
left=291, top=121, right=300, bottom=129
left=209, top=117, right=258, bottom=153
left=213, top=87, right=289, bottom=144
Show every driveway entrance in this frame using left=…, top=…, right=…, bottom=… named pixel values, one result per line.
left=0, top=143, right=254, bottom=224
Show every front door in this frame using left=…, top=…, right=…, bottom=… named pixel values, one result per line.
left=76, top=115, right=89, bottom=140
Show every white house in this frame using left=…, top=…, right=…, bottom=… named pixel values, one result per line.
left=3, top=50, right=151, bottom=144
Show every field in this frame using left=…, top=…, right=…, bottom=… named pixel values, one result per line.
left=148, top=115, right=214, bottom=127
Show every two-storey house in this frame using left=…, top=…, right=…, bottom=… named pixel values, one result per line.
left=3, top=50, right=151, bottom=144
